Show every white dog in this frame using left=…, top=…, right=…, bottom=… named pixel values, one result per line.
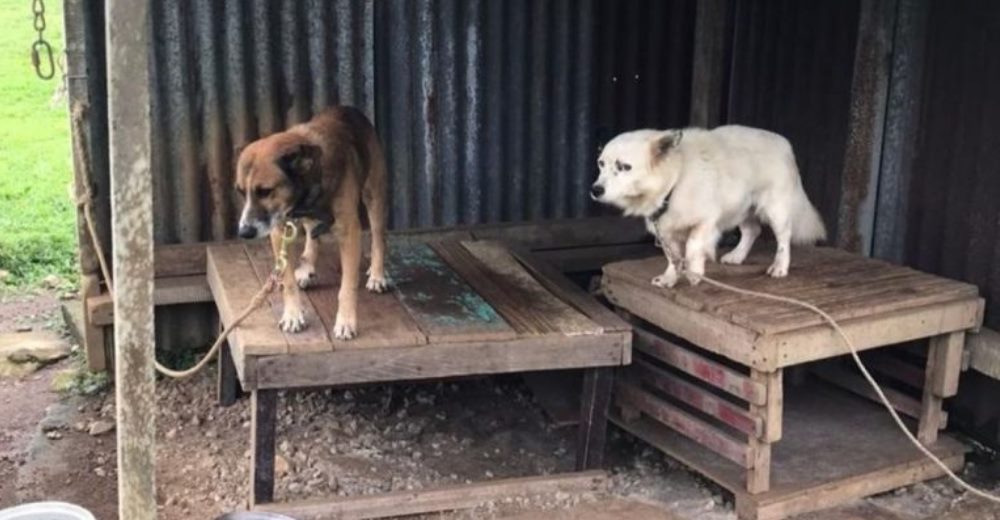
left=591, top=125, right=826, bottom=287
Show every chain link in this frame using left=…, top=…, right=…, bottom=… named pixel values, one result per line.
left=31, top=0, right=55, bottom=80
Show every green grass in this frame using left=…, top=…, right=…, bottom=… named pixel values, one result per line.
left=0, top=0, right=77, bottom=287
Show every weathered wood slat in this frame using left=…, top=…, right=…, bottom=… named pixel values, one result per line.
left=616, top=381, right=751, bottom=467
left=88, top=274, right=213, bottom=326
left=255, top=471, right=607, bottom=520
left=254, top=332, right=629, bottom=389
left=436, top=240, right=599, bottom=336
left=813, top=365, right=940, bottom=426
left=633, top=327, right=765, bottom=406
left=388, top=242, right=515, bottom=343
left=244, top=241, right=331, bottom=353
left=307, top=241, right=426, bottom=350
left=633, top=359, right=762, bottom=437
left=864, top=352, right=926, bottom=389
left=206, top=245, right=287, bottom=355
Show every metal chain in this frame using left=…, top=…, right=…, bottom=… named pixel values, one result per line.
left=31, top=0, right=55, bottom=80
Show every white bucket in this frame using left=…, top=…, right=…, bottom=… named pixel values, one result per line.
left=0, top=502, right=96, bottom=520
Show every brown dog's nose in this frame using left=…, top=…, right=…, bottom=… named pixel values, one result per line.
left=237, top=225, right=257, bottom=239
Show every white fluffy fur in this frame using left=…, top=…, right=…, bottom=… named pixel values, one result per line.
left=592, top=125, right=826, bottom=287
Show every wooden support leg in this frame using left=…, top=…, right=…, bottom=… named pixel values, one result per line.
left=251, top=389, right=278, bottom=506
left=918, top=332, right=965, bottom=445
left=576, top=367, right=613, bottom=470
left=80, top=273, right=108, bottom=372
left=747, top=369, right=782, bottom=494
left=218, top=342, right=240, bottom=407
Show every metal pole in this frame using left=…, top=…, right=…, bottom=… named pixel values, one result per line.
left=106, top=0, right=156, bottom=518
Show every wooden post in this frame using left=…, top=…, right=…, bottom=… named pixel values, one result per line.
left=689, top=0, right=731, bottom=128
left=80, top=273, right=107, bottom=371
left=576, top=367, right=613, bottom=470
left=218, top=342, right=240, bottom=407
left=251, top=389, right=279, bottom=505
left=918, top=332, right=965, bottom=444
left=106, top=0, right=155, bottom=518
left=747, top=369, right=782, bottom=493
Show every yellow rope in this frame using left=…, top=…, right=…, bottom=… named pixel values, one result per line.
left=70, top=101, right=291, bottom=379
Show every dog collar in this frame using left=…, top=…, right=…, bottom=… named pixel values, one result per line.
left=647, top=194, right=671, bottom=222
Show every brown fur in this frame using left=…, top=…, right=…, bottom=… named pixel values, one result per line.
left=235, top=106, right=388, bottom=339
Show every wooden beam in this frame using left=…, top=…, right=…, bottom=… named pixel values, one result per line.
left=80, top=273, right=107, bottom=371
left=251, top=389, right=278, bottom=505
left=689, top=0, right=731, bottom=127
left=632, top=327, right=765, bottom=406
left=633, top=359, right=762, bottom=437
left=577, top=367, right=613, bottom=470
left=106, top=0, right=156, bottom=517
left=88, top=275, right=212, bottom=326
left=255, top=471, right=607, bottom=520
left=616, top=381, right=750, bottom=467
left=928, top=331, right=964, bottom=397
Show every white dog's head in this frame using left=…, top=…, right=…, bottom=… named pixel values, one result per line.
left=590, top=129, right=683, bottom=217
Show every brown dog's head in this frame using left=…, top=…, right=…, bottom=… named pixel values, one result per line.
left=234, top=136, right=320, bottom=239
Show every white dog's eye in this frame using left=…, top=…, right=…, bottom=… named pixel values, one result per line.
left=622, top=163, right=632, bottom=171
left=615, top=160, right=632, bottom=173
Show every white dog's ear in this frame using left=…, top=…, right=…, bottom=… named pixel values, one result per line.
left=652, top=130, right=682, bottom=162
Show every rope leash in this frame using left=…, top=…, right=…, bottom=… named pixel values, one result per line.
left=71, top=101, right=296, bottom=379
left=691, top=271, right=1000, bottom=504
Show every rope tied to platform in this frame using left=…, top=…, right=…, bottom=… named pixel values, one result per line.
left=71, top=101, right=296, bottom=379
left=648, top=219, right=1000, bottom=504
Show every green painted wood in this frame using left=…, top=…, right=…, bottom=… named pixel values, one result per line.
left=388, top=241, right=516, bottom=342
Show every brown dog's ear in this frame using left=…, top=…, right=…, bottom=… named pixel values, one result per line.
left=277, top=144, right=321, bottom=178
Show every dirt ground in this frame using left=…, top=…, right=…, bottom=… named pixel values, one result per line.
left=2, top=291, right=1000, bottom=520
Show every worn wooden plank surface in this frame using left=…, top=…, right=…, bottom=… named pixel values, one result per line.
left=244, top=241, right=331, bottom=354
left=88, top=274, right=213, bottom=326
left=255, top=332, right=628, bottom=389
left=433, top=240, right=599, bottom=336
left=256, top=471, right=607, bottom=520
left=616, top=380, right=751, bottom=467
left=633, top=359, right=762, bottom=437
left=603, top=247, right=980, bottom=335
left=207, top=245, right=288, bottom=356
left=388, top=242, right=515, bottom=343
left=633, top=328, right=765, bottom=406
left=307, top=241, right=426, bottom=350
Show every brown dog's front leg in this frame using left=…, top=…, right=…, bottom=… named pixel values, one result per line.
left=272, top=226, right=306, bottom=332
left=332, top=211, right=361, bottom=340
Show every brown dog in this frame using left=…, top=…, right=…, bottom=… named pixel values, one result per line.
left=234, top=106, right=388, bottom=339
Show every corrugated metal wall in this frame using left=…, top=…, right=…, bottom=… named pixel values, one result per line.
left=726, top=0, right=861, bottom=241
left=904, top=0, right=1000, bottom=331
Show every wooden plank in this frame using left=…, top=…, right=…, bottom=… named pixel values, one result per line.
left=255, top=332, right=629, bottom=388
left=305, top=241, right=426, bottom=350
left=747, top=439, right=772, bottom=494
left=754, top=369, right=782, bottom=443
left=577, top=367, right=614, bottom=470
left=206, top=245, right=288, bottom=356
left=250, top=389, right=278, bottom=505
left=218, top=342, right=240, bottom=407
left=244, top=241, right=331, bottom=353
left=633, top=359, right=762, bottom=437
left=508, top=243, right=630, bottom=333
left=256, top=471, right=607, bottom=520
left=80, top=273, right=107, bottom=371
left=740, top=452, right=964, bottom=520
left=616, top=381, right=751, bottom=467
left=88, top=274, right=213, bottom=326
left=760, top=298, right=982, bottom=370
left=534, top=243, right=659, bottom=274
left=388, top=241, right=515, bottom=343
left=632, top=327, right=765, bottom=406
left=438, top=241, right=600, bottom=336
left=928, top=331, right=965, bottom=397
left=968, top=327, right=1000, bottom=379
left=602, top=275, right=762, bottom=367
left=864, top=352, right=926, bottom=389
left=813, top=364, right=946, bottom=428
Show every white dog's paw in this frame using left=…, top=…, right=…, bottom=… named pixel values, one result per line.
left=652, top=272, right=678, bottom=288
left=332, top=318, right=357, bottom=340
left=279, top=307, right=307, bottom=333
left=295, top=263, right=317, bottom=289
left=720, top=249, right=747, bottom=265
left=685, top=269, right=703, bottom=286
left=366, top=274, right=389, bottom=293
left=766, top=262, right=789, bottom=278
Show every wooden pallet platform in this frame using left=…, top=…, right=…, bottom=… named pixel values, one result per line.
left=602, top=246, right=984, bottom=519
left=207, top=238, right=631, bottom=514
left=611, top=382, right=966, bottom=520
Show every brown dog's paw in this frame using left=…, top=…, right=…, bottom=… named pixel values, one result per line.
left=279, top=307, right=307, bottom=333
left=366, top=275, right=389, bottom=293
left=332, top=321, right=357, bottom=340
left=295, top=264, right=317, bottom=289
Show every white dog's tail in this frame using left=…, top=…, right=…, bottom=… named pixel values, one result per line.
left=791, top=183, right=827, bottom=244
